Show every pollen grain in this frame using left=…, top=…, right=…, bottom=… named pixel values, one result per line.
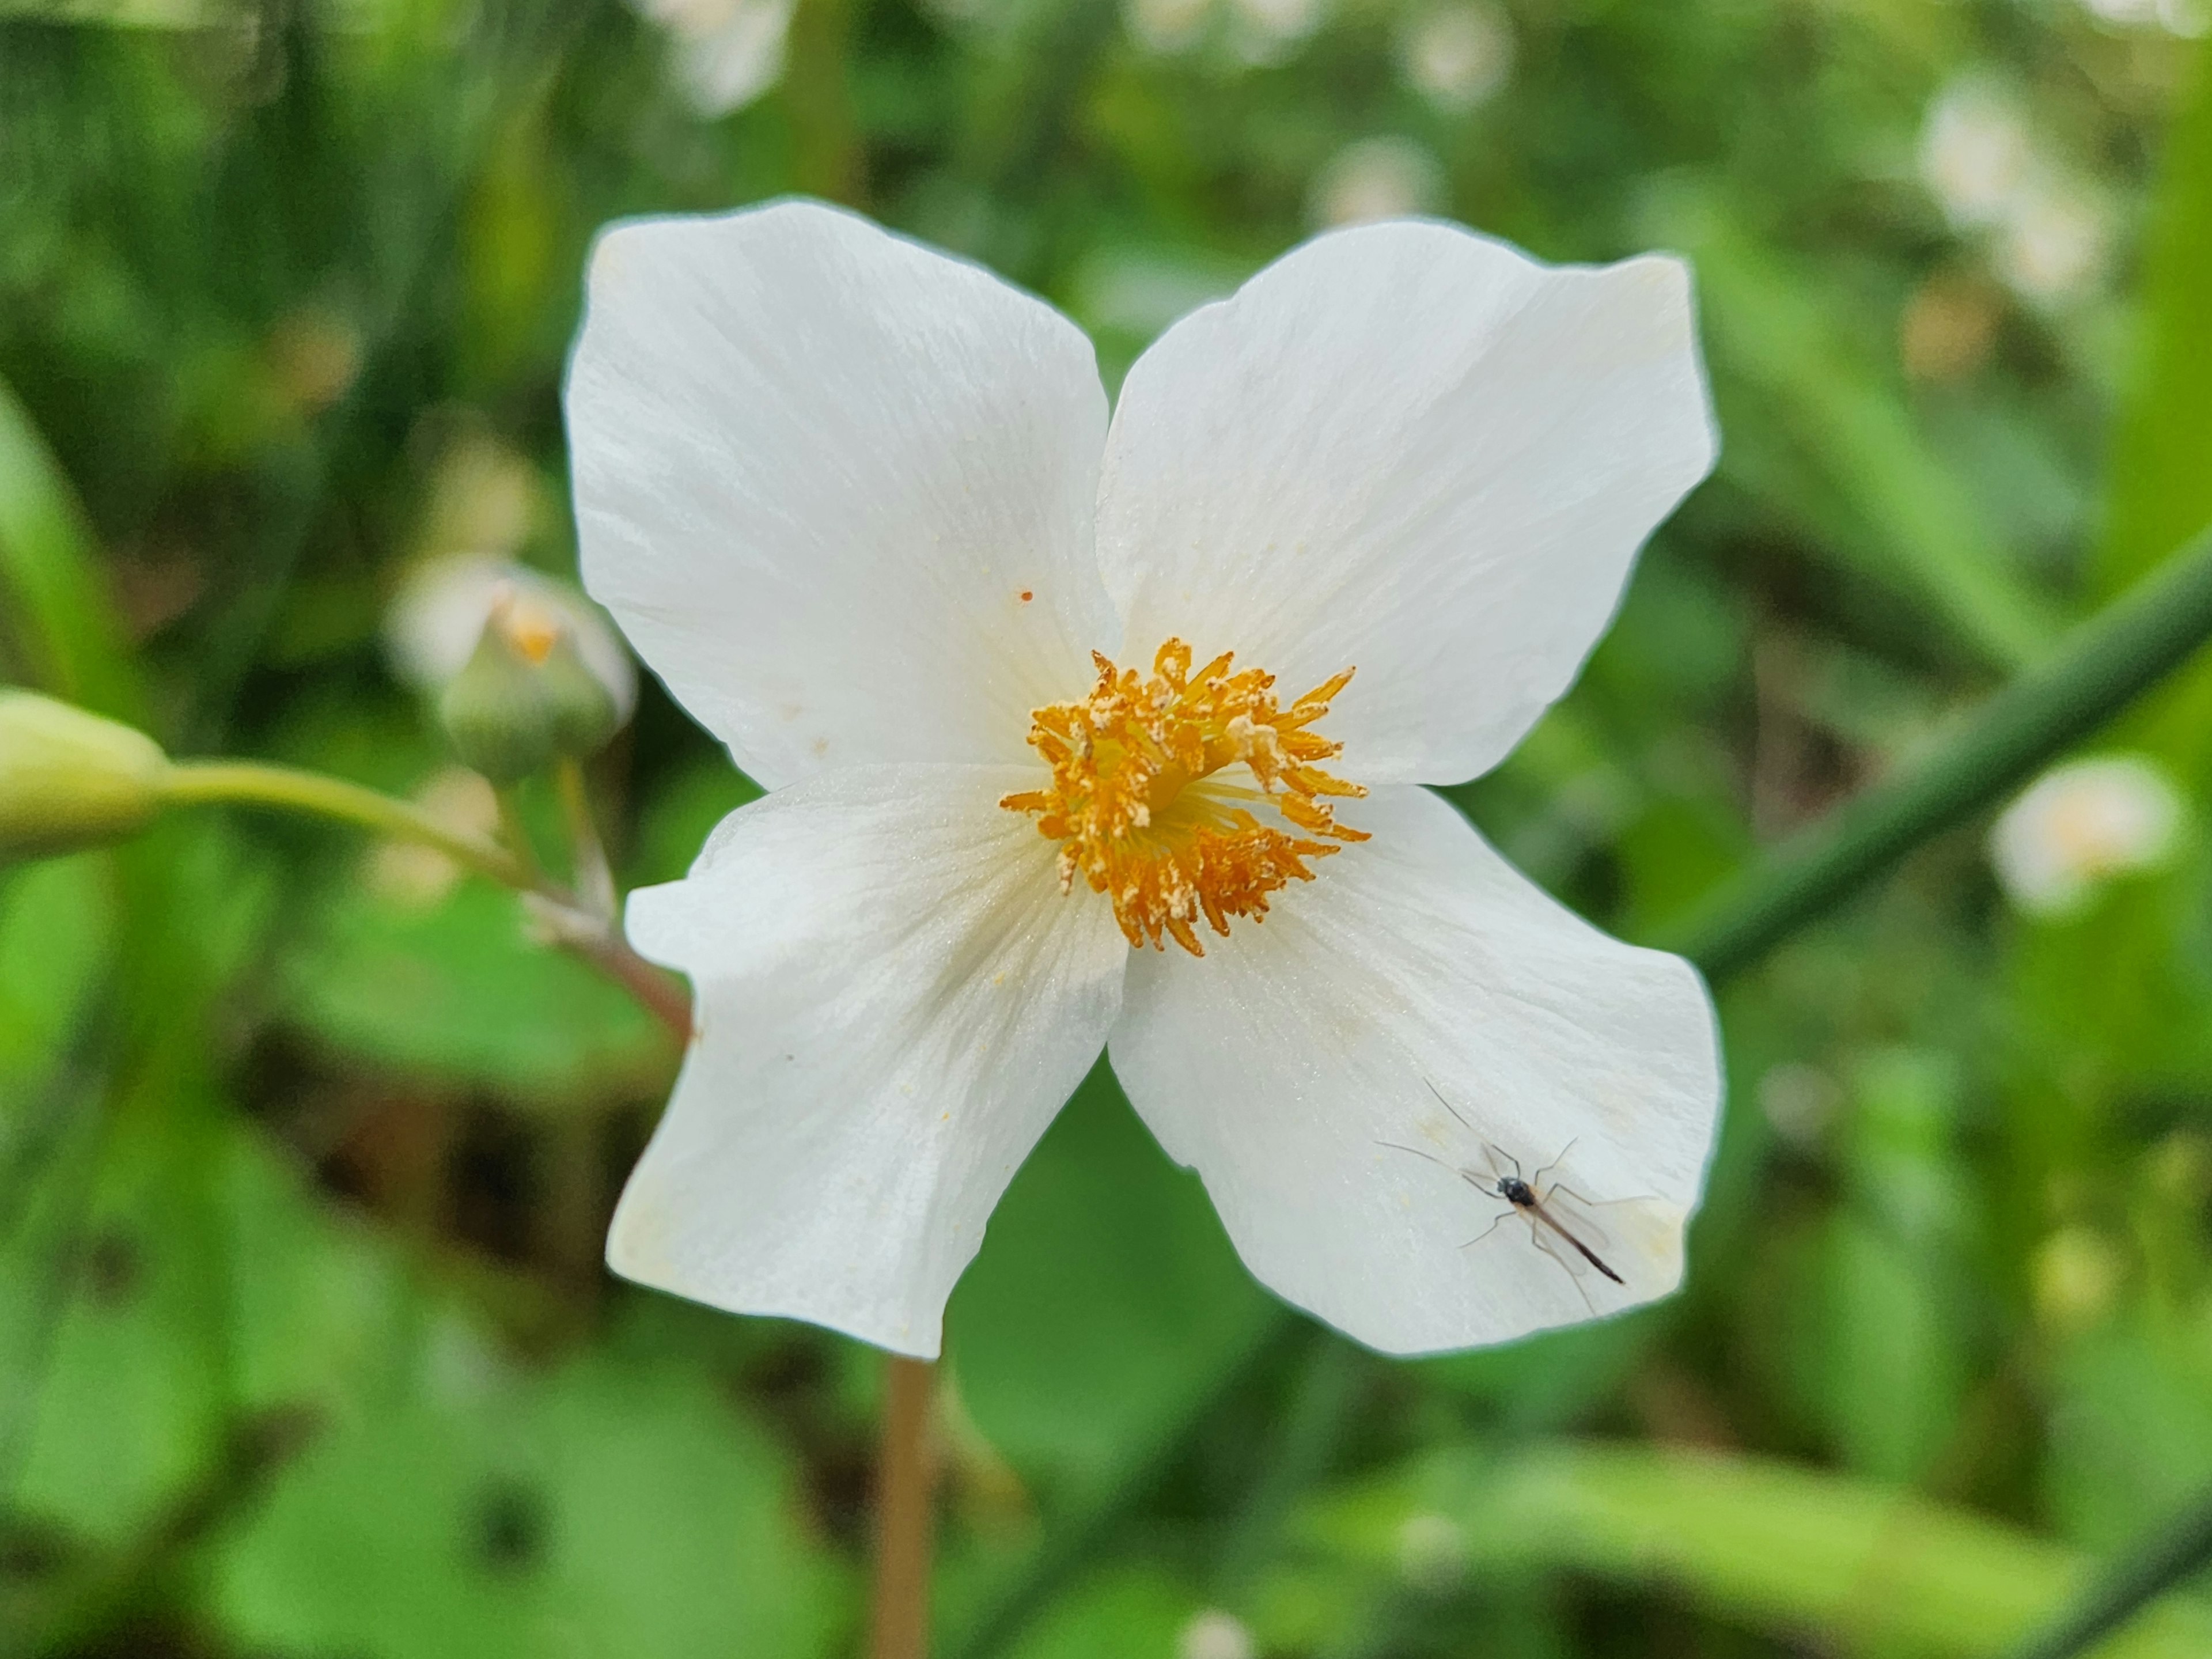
left=1000, top=638, right=1368, bottom=956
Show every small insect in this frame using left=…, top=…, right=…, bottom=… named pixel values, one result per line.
left=1379, top=1081, right=1628, bottom=1305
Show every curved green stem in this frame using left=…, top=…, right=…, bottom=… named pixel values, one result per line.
left=161, top=760, right=532, bottom=891
left=1664, top=522, right=2212, bottom=978
left=1302, top=1443, right=2212, bottom=1659
left=2004, top=1482, right=2212, bottom=1659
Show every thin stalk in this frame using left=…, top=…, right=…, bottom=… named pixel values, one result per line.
left=1662, top=521, right=2212, bottom=978
left=555, top=757, right=618, bottom=924
left=565, top=927, right=693, bottom=1043
left=2002, top=1482, right=2212, bottom=1659
left=871, top=1356, right=938, bottom=1659
left=495, top=785, right=546, bottom=888
left=161, top=758, right=691, bottom=1045
left=161, top=760, right=530, bottom=889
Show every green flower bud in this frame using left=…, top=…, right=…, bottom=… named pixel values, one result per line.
left=0, top=691, right=172, bottom=858
left=539, top=631, right=621, bottom=759
left=438, top=616, right=559, bottom=785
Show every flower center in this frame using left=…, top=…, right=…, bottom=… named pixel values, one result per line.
left=1000, top=638, right=1369, bottom=955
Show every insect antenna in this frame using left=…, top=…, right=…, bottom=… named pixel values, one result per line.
left=1374, top=1138, right=1460, bottom=1175
left=1422, top=1078, right=1486, bottom=1141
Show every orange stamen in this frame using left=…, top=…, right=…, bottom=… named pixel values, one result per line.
left=1000, top=638, right=1368, bottom=955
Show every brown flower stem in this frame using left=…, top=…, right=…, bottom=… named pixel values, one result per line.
left=870, top=1355, right=938, bottom=1659
left=567, top=927, right=693, bottom=1044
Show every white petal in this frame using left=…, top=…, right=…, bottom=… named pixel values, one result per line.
left=609, top=764, right=1127, bottom=1357
left=1108, top=785, right=1719, bottom=1354
left=568, top=202, right=1115, bottom=789
left=1096, top=219, right=1717, bottom=787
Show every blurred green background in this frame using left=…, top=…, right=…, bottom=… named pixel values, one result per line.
left=4, top=0, right=2212, bottom=1654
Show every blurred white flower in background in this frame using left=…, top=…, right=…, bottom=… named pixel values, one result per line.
left=1994, top=182, right=2115, bottom=307
left=2077, top=0, right=2208, bottom=35
left=1988, top=753, right=2186, bottom=917
left=1399, top=2, right=1514, bottom=111
left=1918, top=79, right=2032, bottom=230
left=1177, top=1609, right=1256, bottom=1659
left=1227, top=0, right=1323, bottom=59
left=387, top=554, right=639, bottom=722
left=1309, top=136, right=1446, bottom=227
left=1121, top=0, right=1323, bottom=60
left=630, top=0, right=795, bottom=117
left=1917, top=75, right=2116, bottom=308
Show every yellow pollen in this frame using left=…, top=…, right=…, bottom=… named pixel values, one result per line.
left=493, top=589, right=563, bottom=665
left=1000, top=638, right=1369, bottom=956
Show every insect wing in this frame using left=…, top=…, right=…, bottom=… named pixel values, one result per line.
left=1531, top=1183, right=1618, bottom=1258
left=1536, top=1184, right=1685, bottom=1303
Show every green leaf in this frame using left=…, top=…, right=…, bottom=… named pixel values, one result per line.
left=273, top=876, right=674, bottom=1108
left=0, top=372, right=139, bottom=723
left=211, top=1347, right=849, bottom=1659
left=1002, top=1562, right=1200, bottom=1659
left=8, top=1068, right=232, bottom=1548
left=1643, top=182, right=2062, bottom=671
left=939, top=1066, right=1278, bottom=1651
left=945, top=1064, right=1277, bottom=1500
left=2100, top=48, right=2212, bottom=595
left=1301, top=1442, right=2212, bottom=1659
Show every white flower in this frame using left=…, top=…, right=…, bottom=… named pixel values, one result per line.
left=631, top=0, right=795, bottom=118
left=1177, top=1610, right=1256, bottom=1659
left=1310, top=138, right=1446, bottom=228
left=1918, top=80, right=2032, bottom=230
left=2080, top=0, right=2207, bottom=33
left=1399, top=3, right=1513, bottom=111
left=567, top=200, right=1722, bottom=1358
left=1994, top=181, right=2113, bottom=306
left=1988, top=753, right=2185, bottom=917
left=1227, top=0, right=1323, bottom=57
left=387, top=554, right=639, bottom=724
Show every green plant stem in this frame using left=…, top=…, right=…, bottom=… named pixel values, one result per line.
left=555, top=757, right=617, bottom=921
left=1213, top=1332, right=1369, bottom=1591
left=1304, top=1444, right=2212, bottom=1659
left=2003, top=1482, right=2212, bottom=1659
left=161, top=757, right=696, bottom=1046
left=1662, top=521, right=2212, bottom=978
left=495, top=783, right=547, bottom=887
left=162, top=760, right=532, bottom=888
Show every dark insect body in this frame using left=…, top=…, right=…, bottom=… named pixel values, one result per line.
left=1376, top=1081, right=1629, bottom=1298
left=1488, top=1166, right=1624, bottom=1285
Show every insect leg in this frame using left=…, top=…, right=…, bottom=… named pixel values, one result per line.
left=1458, top=1207, right=1511, bottom=1251
left=1531, top=1138, right=1579, bottom=1189
left=1527, top=1222, right=1598, bottom=1316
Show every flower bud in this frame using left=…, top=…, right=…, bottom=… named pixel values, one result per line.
left=435, top=582, right=626, bottom=780
left=437, top=611, right=561, bottom=785
left=539, top=631, right=621, bottom=759
left=0, top=691, right=172, bottom=858
left=387, top=554, right=636, bottom=722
